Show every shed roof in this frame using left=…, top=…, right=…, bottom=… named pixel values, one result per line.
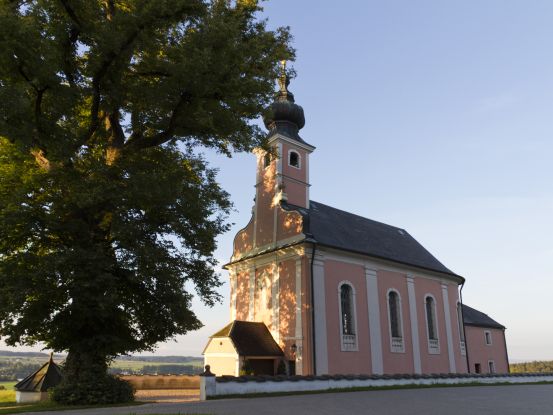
left=462, top=304, right=505, bottom=329
left=210, top=321, right=284, bottom=357
left=284, top=201, right=460, bottom=278
left=14, top=354, right=62, bottom=392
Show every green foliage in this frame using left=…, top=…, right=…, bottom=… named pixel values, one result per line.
left=239, top=359, right=254, bottom=376
left=51, top=375, right=134, bottom=405
left=0, top=0, right=293, bottom=404
left=510, top=361, right=553, bottom=373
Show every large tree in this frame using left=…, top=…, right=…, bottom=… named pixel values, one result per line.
left=0, top=0, right=292, bottom=403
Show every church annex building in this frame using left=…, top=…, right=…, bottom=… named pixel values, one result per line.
left=203, top=68, right=509, bottom=377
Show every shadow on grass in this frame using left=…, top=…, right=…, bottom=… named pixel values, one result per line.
left=0, top=401, right=145, bottom=415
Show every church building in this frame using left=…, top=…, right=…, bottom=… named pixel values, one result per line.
left=203, top=65, right=509, bottom=377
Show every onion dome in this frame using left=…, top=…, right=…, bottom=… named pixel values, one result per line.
left=263, top=61, right=306, bottom=142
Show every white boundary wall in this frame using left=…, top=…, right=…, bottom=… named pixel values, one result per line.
left=199, top=374, right=553, bottom=400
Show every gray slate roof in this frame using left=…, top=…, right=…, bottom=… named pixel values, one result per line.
left=14, top=355, right=62, bottom=392
left=285, top=201, right=460, bottom=278
left=211, top=321, right=284, bottom=357
left=462, top=304, right=505, bottom=329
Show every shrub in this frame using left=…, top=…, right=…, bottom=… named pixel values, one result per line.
left=0, top=385, right=5, bottom=390
left=240, top=360, right=254, bottom=376
left=51, top=375, right=134, bottom=405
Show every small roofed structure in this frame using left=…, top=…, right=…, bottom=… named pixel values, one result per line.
left=15, top=353, right=62, bottom=403
left=462, top=304, right=509, bottom=374
left=203, top=320, right=284, bottom=376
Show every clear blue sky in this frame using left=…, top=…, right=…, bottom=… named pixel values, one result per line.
left=3, top=1, right=553, bottom=361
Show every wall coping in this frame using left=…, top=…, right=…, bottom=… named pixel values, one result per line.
left=215, top=372, right=553, bottom=383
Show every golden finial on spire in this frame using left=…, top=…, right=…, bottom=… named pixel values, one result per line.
left=277, top=60, right=291, bottom=98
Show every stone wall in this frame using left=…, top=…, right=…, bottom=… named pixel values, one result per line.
left=120, top=374, right=199, bottom=390
left=199, top=372, right=553, bottom=400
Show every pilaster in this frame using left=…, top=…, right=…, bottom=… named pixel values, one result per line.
left=365, top=266, right=383, bottom=374
left=442, top=282, right=456, bottom=373
left=295, top=258, right=303, bottom=375
left=248, top=264, right=255, bottom=321
left=406, top=275, right=422, bottom=374
left=312, top=252, right=328, bottom=375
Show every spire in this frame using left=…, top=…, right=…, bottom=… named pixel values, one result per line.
left=277, top=60, right=294, bottom=103
left=263, top=60, right=306, bottom=142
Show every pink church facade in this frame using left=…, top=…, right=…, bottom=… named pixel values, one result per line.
left=203, top=69, right=509, bottom=377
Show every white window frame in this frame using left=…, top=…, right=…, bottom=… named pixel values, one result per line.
left=288, top=149, right=301, bottom=169
left=488, top=360, right=496, bottom=374
left=456, top=302, right=466, bottom=356
left=386, top=288, right=405, bottom=353
left=337, top=281, right=358, bottom=352
left=424, top=294, right=440, bottom=354
left=484, top=330, right=492, bottom=346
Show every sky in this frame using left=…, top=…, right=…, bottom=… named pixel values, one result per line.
left=3, top=1, right=553, bottom=362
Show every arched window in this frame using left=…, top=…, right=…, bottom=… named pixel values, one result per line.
left=387, top=290, right=404, bottom=352
left=289, top=150, right=300, bottom=168
left=340, top=284, right=354, bottom=335
left=338, top=282, right=357, bottom=351
left=263, top=152, right=271, bottom=168
left=425, top=295, right=439, bottom=353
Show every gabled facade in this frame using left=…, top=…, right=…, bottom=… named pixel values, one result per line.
left=204, top=65, right=508, bottom=376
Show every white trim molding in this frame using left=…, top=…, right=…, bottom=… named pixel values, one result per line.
left=268, top=133, right=316, bottom=152
left=287, top=149, right=301, bottom=169
left=248, top=265, right=255, bottom=321
left=230, top=270, right=238, bottom=321
left=488, top=360, right=496, bottom=374
left=456, top=302, right=466, bottom=356
left=271, top=261, right=280, bottom=344
left=386, top=288, right=405, bottom=353
left=406, top=275, right=422, bottom=374
left=337, top=280, right=359, bottom=352
left=312, top=252, right=328, bottom=374
left=485, top=330, right=492, bottom=346
left=365, top=267, right=383, bottom=374
left=423, top=293, right=440, bottom=355
left=295, top=258, right=303, bottom=375
left=441, top=283, right=456, bottom=373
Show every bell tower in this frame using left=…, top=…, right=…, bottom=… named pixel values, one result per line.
left=259, top=61, right=315, bottom=209
left=252, top=62, right=315, bottom=248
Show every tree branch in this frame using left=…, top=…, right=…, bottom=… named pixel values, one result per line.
left=105, top=111, right=125, bottom=165
left=83, top=25, right=145, bottom=145
left=125, top=91, right=191, bottom=150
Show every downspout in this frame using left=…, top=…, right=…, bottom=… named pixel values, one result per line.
left=310, top=241, right=317, bottom=375
left=459, top=281, right=470, bottom=373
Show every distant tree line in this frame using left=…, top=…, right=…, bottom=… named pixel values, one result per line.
left=510, top=361, right=553, bottom=373
left=0, top=361, right=41, bottom=381
left=116, top=355, right=201, bottom=364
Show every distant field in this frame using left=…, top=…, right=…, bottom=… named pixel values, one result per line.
left=110, top=359, right=203, bottom=370
left=0, top=382, right=16, bottom=404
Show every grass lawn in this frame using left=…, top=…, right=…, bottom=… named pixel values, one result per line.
left=0, top=401, right=146, bottom=415
left=0, top=382, right=16, bottom=405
